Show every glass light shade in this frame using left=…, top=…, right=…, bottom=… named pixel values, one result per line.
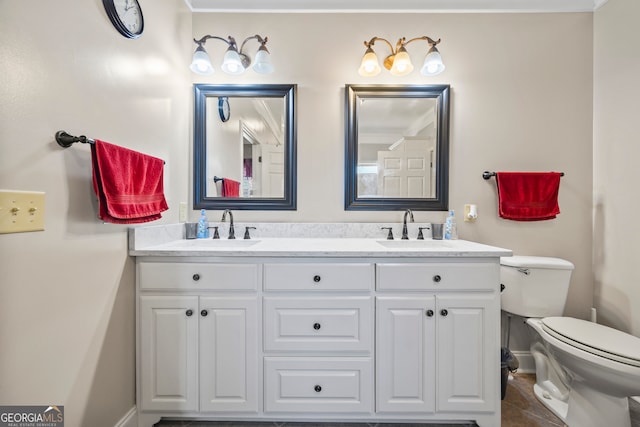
left=221, top=48, right=246, bottom=75
left=389, top=46, right=413, bottom=76
left=252, top=46, right=274, bottom=74
left=421, top=47, right=445, bottom=76
left=190, top=46, right=214, bottom=75
left=358, top=48, right=381, bottom=77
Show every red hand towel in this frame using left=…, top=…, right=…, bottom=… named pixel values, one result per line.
left=496, top=172, right=561, bottom=221
left=91, top=140, right=168, bottom=224
left=221, top=178, right=240, bottom=198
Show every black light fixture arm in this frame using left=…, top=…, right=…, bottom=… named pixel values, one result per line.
left=239, top=35, right=268, bottom=53
left=193, top=35, right=234, bottom=49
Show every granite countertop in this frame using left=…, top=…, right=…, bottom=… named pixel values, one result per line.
left=129, top=223, right=511, bottom=258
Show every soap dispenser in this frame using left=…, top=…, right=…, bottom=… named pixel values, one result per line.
left=444, top=209, right=458, bottom=240
left=197, top=209, right=209, bottom=239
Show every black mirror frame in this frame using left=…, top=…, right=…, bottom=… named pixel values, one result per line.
left=193, top=84, right=297, bottom=210
left=344, top=84, right=450, bottom=211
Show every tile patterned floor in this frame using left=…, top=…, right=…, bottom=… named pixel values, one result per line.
left=156, top=373, right=640, bottom=427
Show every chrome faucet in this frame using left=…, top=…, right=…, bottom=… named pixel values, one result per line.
left=402, top=209, right=414, bottom=240
left=221, top=209, right=235, bottom=239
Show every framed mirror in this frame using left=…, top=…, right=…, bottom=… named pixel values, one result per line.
left=345, top=84, right=450, bottom=211
left=194, top=84, right=297, bottom=210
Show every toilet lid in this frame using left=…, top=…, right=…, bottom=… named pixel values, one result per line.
left=541, top=317, right=640, bottom=367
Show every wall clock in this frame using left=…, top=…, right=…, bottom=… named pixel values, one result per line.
left=103, top=0, right=144, bottom=39
left=218, top=97, right=230, bottom=122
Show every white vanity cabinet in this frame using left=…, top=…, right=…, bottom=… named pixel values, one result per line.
left=131, top=237, right=507, bottom=427
left=376, top=262, right=500, bottom=416
left=137, top=261, right=260, bottom=426
left=262, top=262, right=375, bottom=414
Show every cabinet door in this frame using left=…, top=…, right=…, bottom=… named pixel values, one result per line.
left=199, top=296, right=259, bottom=413
left=140, top=296, right=199, bottom=411
left=436, top=293, right=498, bottom=412
left=376, top=296, right=436, bottom=413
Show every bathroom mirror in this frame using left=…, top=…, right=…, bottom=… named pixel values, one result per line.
left=193, top=84, right=297, bottom=210
left=345, top=84, right=450, bottom=211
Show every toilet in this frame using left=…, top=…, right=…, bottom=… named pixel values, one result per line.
left=500, top=256, right=640, bottom=427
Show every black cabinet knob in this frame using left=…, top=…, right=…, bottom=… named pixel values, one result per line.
left=201, top=309, right=208, bottom=317
left=313, top=323, right=321, bottom=330
left=313, top=275, right=321, bottom=283
left=314, top=385, right=322, bottom=392
left=425, top=309, right=434, bottom=317
left=186, top=309, right=193, bottom=317
left=433, top=275, right=441, bottom=283
left=440, top=309, right=448, bottom=317
left=501, top=283, right=506, bottom=292
left=192, top=274, right=200, bottom=281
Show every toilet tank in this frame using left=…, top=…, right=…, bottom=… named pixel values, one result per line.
left=500, top=256, right=574, bottom=317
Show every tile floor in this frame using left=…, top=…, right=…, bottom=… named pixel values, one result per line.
left=156, top=373, right=640, bottom=426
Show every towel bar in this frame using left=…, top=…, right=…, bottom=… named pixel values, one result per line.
left=55, top=130, right=166, bottom=164
left=55, top=130, right=95, bottom=147
left=483, top=171, right=564, bottom=180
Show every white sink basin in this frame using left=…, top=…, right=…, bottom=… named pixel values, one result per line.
left=376, top=239, right=453, bottom=248
left=171, top=239, right=261, bottom=248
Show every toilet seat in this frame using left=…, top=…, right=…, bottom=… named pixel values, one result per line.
left=541, top=317, right=640, bottom=367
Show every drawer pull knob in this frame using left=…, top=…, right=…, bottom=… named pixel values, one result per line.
left=425, top=309, right=434, bottom=317
left=186, top=309, right=193, bottom=317
left=201, top=309, right=208, bottom=317
left=313, top=322, right=321, bottom=330
left=314, top=385, right=322, bottom=392
left=440, top=309, right=448, bottom=317
left=192, top=274, right=200, bottom=281
left=433, top=275, right=441, bottom=283
left=313, top=275, right=321, bottom=283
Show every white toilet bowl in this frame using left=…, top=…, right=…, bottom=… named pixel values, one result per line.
left=527, top=317, right=640, bottom=427
left=500, top=256, right=640, bottom=427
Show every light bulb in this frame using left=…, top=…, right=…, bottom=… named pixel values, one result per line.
left=190, top=46, right=214, bottom=75
left=421, top=47, right=445, bottom=76
left=358, top=47, right=381, bottom=77
left=221, top=47, right=245, bottom=75
left=389, top=46, right=413, bottom=76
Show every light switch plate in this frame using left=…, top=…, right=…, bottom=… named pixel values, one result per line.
left=179, top=202, right=187, bottom=222
left=0, top=190, right=45, bottom=233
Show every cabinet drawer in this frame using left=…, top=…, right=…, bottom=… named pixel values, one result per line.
left=264, top=263, right=373, bottom=291
left=264, top=297, right=372, bottom=352
left=377, top=262, right=498, bottom=291
left=138, top=262, right=258, bottom=290
left=264, top=357, right=373, bottom=413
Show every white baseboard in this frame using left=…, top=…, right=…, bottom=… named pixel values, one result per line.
left=512, top=350, right=535, bottom=374
left=114, top=406, right=137, bottom=427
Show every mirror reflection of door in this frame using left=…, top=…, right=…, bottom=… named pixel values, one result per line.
left=356, top=97, right=438, bottom=199
left=206, top=97, right=285, bottom=198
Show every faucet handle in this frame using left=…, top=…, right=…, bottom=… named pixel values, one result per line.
left=417, top=226, right=430, bottom=240
left=381, top=227, right=394, bottom=240
left=244, top=226, right=256, bottom=240
left=209, top=226, right=220, bottom=239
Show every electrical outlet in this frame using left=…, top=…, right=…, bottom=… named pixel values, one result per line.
left=179, top=202, right=187, bottom=222
left=0, top=190, right=45, bottom=233
left=464, top=204, right=477, bottom=222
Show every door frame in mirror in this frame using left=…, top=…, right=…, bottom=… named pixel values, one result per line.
left=344, top=84, right=450, bottom=211
left=193, top=84, right=297, bottom=210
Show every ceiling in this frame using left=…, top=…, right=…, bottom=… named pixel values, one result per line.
left=184, top=0, right=608, bottom=13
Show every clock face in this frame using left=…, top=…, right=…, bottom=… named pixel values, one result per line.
left=218, top=97, right=230, bottom=122
left=103, top=0, right=144, bottom=39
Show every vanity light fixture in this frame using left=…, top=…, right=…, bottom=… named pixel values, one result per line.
left=190, top=34, right=274, bottom=75
left=358, top=36, right=445, bottom=77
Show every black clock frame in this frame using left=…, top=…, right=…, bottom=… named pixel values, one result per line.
left=102, top=0, right=144, bottom=39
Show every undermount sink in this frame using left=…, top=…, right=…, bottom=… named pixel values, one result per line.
left=172, top=239, right=261, bottom=248
left=376, top=239, right=453, bottom=248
